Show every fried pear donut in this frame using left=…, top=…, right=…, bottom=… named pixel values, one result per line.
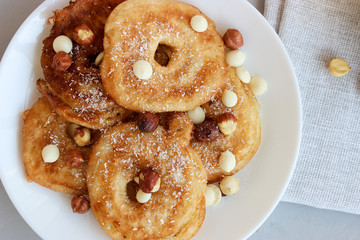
left=87, top=113, right=207, bottom=240
left=23, top=97, right=98, bottom=195
left=101, top=0, right=226, bottom=112
left=39, top=0, right=130, bottom=129
left=191, top=68, right=261, bottom=182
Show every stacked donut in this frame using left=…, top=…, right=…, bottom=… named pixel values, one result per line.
left=23, top=0, right=265, bottom=239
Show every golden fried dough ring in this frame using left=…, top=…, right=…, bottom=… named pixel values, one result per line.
left=39, top=0, right=130, bottom=129
left=23, top=97, right=96, bottom=195
left=101, top=0, right=226, bottom=112
left=87, top=113, right=207, bottom=240
left=191, top=68, right=261, bottom=182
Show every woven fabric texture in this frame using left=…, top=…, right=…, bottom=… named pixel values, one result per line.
left=264, top=0, right=360, bottom=214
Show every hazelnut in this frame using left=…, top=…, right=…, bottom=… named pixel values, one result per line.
left=220, top=176, right=240, bottom=196
left=223, top=29, right=244, bottom=50
left=136, top=189, right=152, bottom=203
left=64, top=149, right=84, bottom=168
left=329, top=58, right=351, bottom=77
left=73, top=24, right=95, bottom=45
left=133, top=176, right=140, bottom=184
left=194, top=119, right=220, bottom=142
left=139, top=168, right=161, bottom=193
left=51, top=51, right=72, bottom=71
left=41, top=144, right=60, bottom=163
left=71, top=195, right=90, bottom=214
left=217, top=113, right=237, bottom=135
left=74, top=127, right=91, bottom=147
left=126, top=180, right=140, bottom=202
left=138, top=112, right=159, bottom=133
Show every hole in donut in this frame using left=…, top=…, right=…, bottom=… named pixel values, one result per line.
left=154, top=44, right=173, bottom=67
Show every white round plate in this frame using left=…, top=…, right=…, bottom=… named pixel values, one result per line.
left=0, top=0, right=302, bottom=239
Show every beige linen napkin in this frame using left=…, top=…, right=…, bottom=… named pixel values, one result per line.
left=264, top=0, right=360, bottom=214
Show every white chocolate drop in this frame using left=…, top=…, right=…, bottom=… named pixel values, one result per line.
left=190, top=15, right=208, bottom=32
left=226, top=49, right=245, bottom=67
left=219, top=150, right=236, bottom=172
left=249, top=76, right=267, bottom=95
left=187, top=107, right=205, bottom=124
left=133, top=60, right=153, bottom=80
left=42, top=144, right=60, bottom=163
left=236, top=67, right=251, bottom=83
left=53, top=35, right=73, bottom=53
left=221, top=89, right=238, bottom=107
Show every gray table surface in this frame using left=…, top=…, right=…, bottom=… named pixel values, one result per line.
left=1, top=0, right=360, bottom=239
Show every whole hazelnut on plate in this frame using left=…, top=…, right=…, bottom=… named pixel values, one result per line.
left=71, top=195, right=90, bottom=214
left=223, top=29, right=244, bottom=50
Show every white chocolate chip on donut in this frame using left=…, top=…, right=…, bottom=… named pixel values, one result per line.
left=187, top=106, right=206, bottom=124
left=249, top=76, right=267, bottom=96
left=219, top=150, right=236, bottom=172
left=236, top=67, right=251, bottom=83
left=133, top=60, right=153, bottom=80
left=221, top=89, right=238, bottom=107
left=190, top=15, right=208, bottom=32
left=226, top=49, right=245, bottom=67
left=42, top=144, right=60, bottom=163
left=53, top=35, right=73, bottom=53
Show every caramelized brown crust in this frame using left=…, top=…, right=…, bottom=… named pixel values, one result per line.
left=87, top=114, right=207, bottom=240
left=101, top=0, right=226, bottom=112
left=191, top=68, right=261, bottom=182
left=22, top=97, right=97, bottom=195
left=39, top=0, right=130, bottom=129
